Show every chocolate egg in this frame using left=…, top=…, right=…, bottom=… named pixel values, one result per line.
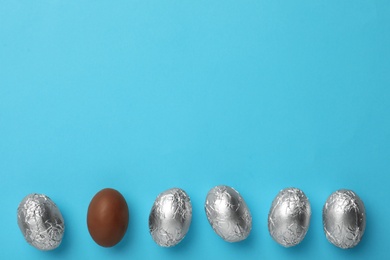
left=87, top=188, right=129, bottom=247
left=268, top=188, right=311, bottom=247
left=17, top=193, right=65, bottom=251
left=149, top=188, right=192, bottom=247
left=323, top=189, right=366, bottom=249
left=205, top=185, right=252, bottom=242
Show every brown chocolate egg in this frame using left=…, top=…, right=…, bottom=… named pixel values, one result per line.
left=87, top=188, right=129, bottom=247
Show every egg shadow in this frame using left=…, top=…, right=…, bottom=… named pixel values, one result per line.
left=323, top=225, right=370, bottom=257
left=278, top=224, right=315, bottom=256
left=47, top=232, right=69, bottom=256
left=110, top=227, right=131, bottom=252
left=168, top=214, right=199, bottom=254
left=230, top=226, right=258, bottom=251
left=110, top=201, right=135, bottom=253
left=165, top=193, right=207, bottom=255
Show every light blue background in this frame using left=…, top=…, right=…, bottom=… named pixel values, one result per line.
left=1, top=1, right=389, bottom=259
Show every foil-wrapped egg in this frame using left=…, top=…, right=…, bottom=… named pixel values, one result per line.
left=17, top=193, right=65, bottom=251
left=205, top=185, right=252, bottom=242
left=323, top=189, right=366, bottom=249
left=268, top=187, right=311, bottom=247
left=149, top=188, right=192, bottom=247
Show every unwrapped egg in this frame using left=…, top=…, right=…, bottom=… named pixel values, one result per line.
left=205, top=185, right=252, bottom=242
left=87, top=188, right=129, bottom=247
left=268, top=187, right=311, bottom=247
left=323, top=189, right=366, bottom=249
left=17, top=193, right=65, bottom=251
left=149, top=188, right=192, bottom=247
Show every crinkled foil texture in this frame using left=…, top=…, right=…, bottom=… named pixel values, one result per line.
left=268, top=188, right=311, bottom=247
left=205, top=185, right=252, bottom=242
left=17, top=194, right=65, bottom=250
left=149, top=188, right=192, bottom=247
left=323, top=189, right=366, bottom=249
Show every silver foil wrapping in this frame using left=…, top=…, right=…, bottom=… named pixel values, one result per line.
left=17, top=194, right=65, bottom=250
left=323, top=189, right=366, bottom=249
left=205, top=185, right=252, bottom=242
left=149, top=188, right=192, bottom=247
left=268, top=187, right=311, bottom=247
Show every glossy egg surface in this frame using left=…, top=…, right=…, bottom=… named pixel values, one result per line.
left=87, top=188, right=129, bottom=247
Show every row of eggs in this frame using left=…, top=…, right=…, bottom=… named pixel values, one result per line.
left=17, top=186, right=366, bottom=251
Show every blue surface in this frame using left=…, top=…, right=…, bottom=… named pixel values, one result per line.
left=1, top=1, right=390, bottom=259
